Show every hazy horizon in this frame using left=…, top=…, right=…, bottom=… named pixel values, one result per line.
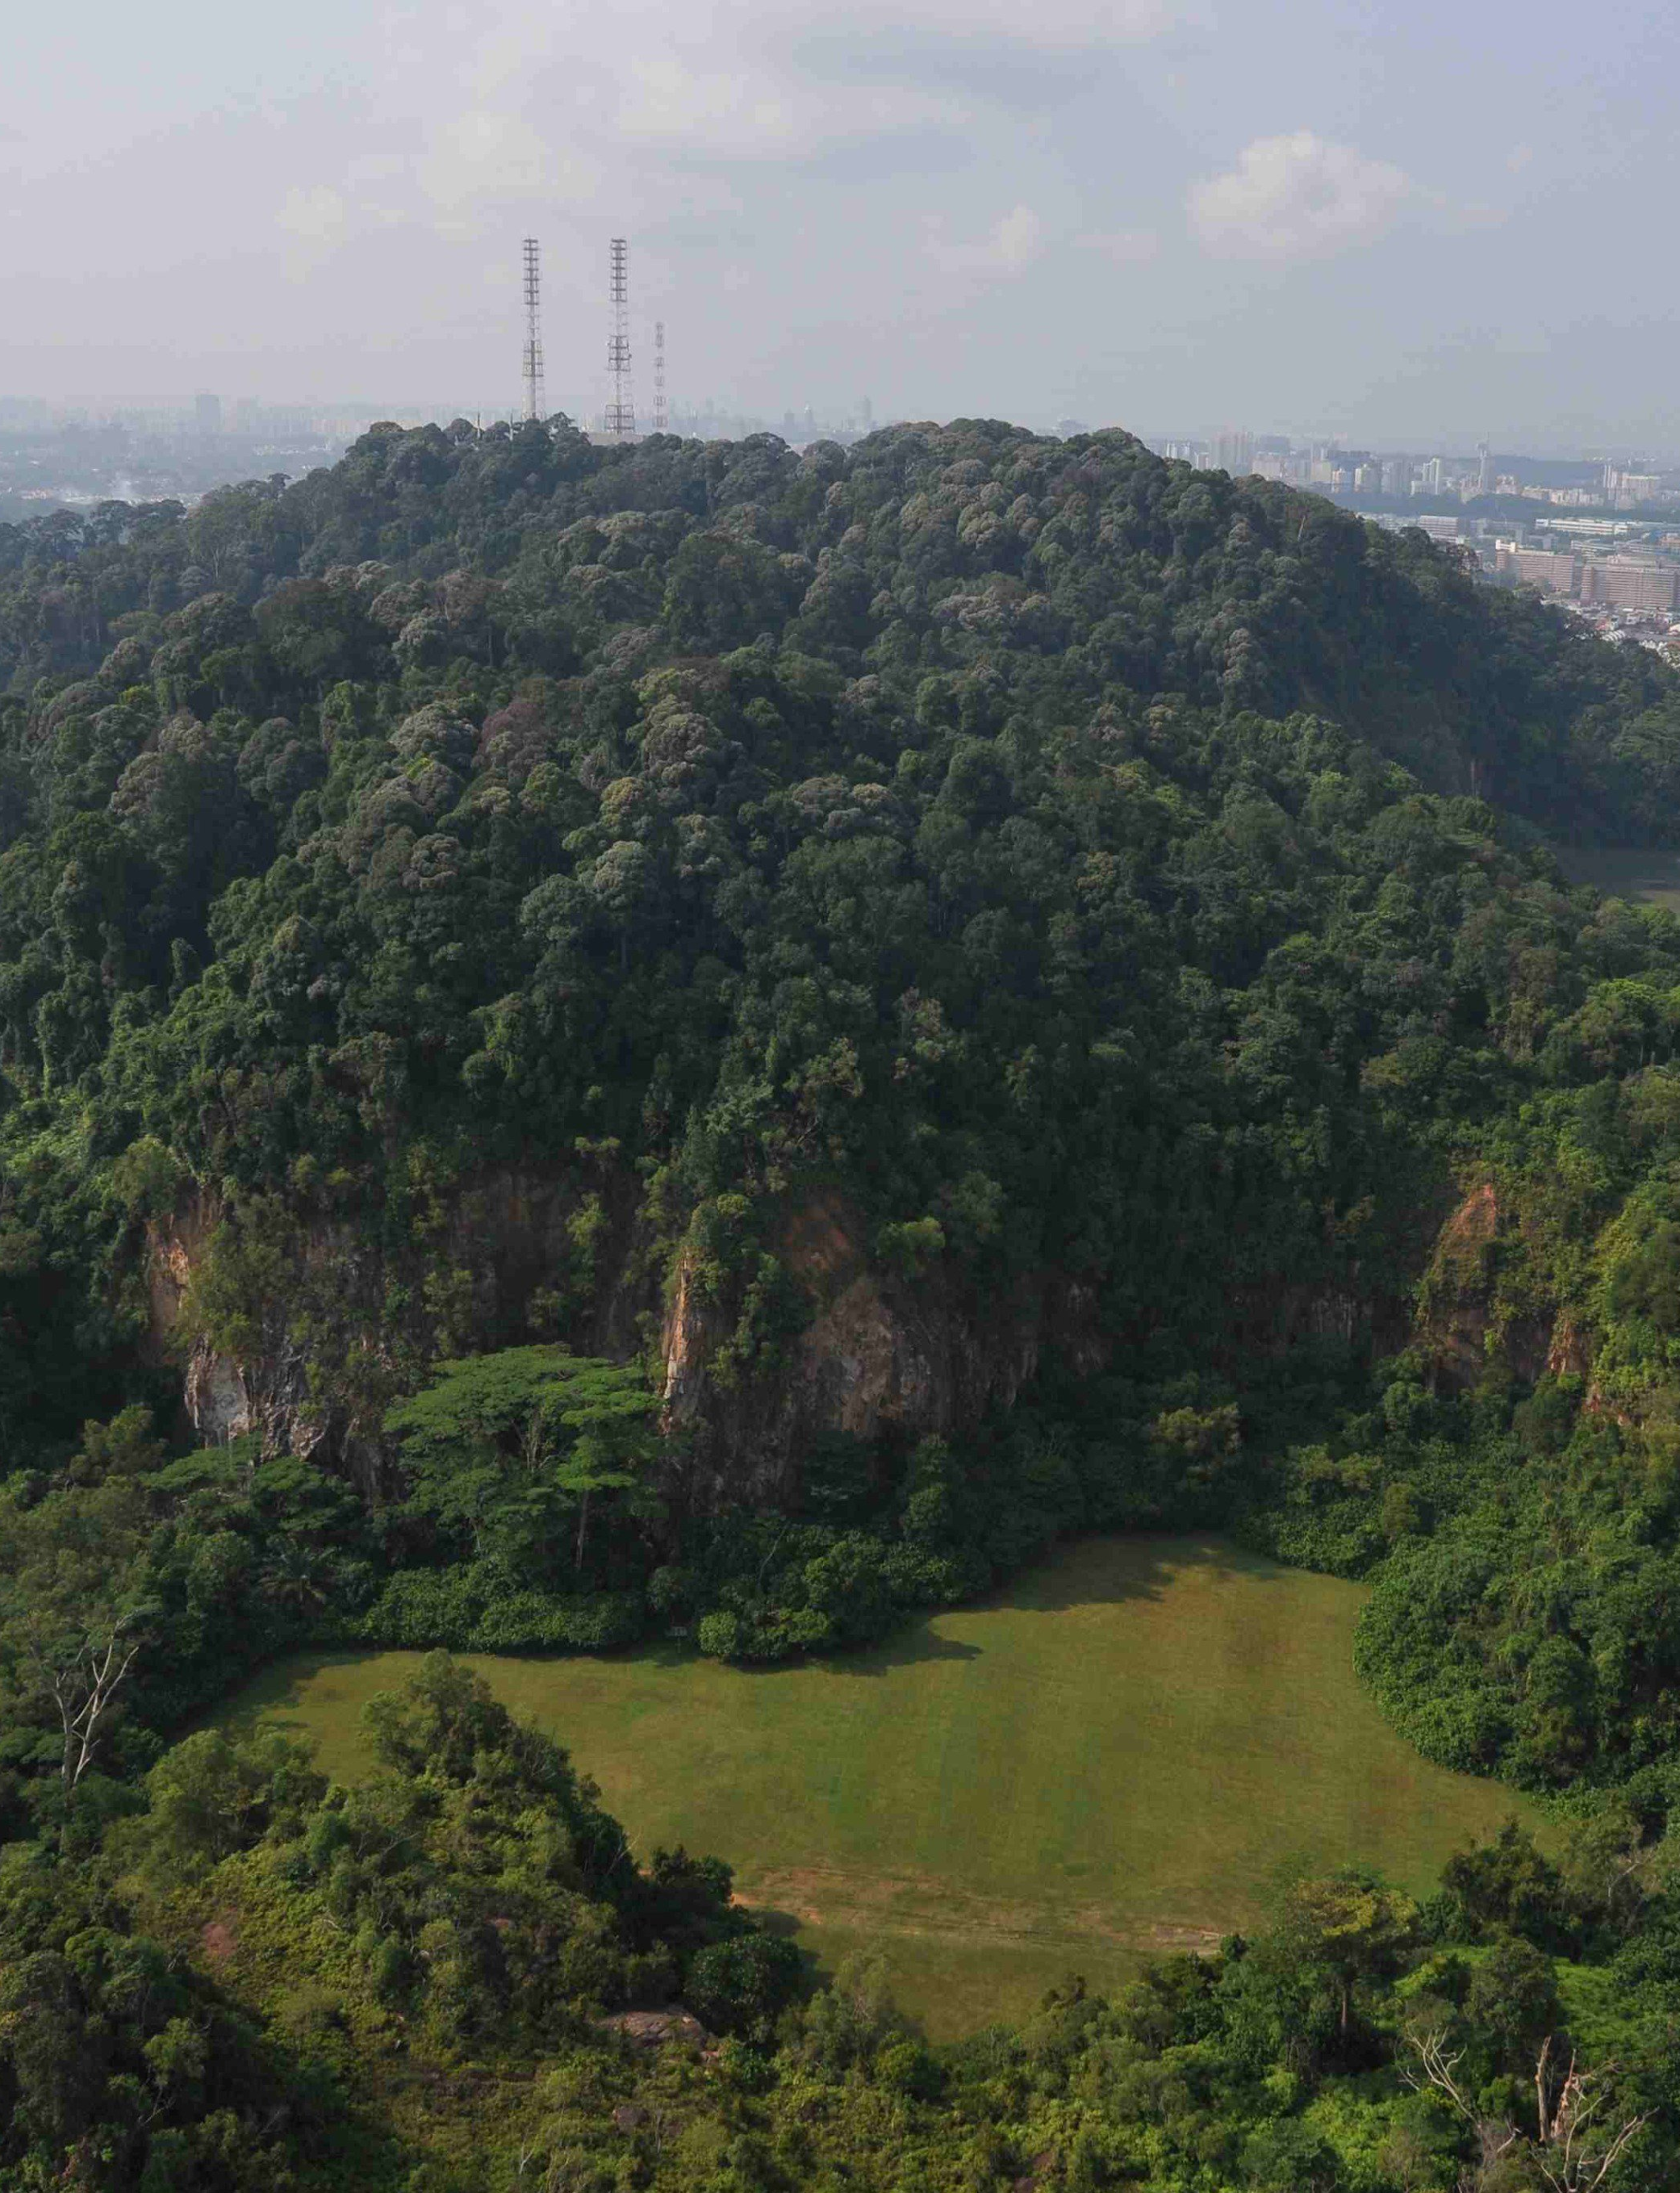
left=6, top=0, right=1678, bottom=454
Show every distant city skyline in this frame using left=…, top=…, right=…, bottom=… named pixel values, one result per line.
left=4, top=391, right=1680, bottom=475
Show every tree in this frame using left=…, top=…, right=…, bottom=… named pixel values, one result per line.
left=0, top=1478, right=157, bottom=1795
left=384, top=1346, right=661, bottom=1579
left=1268, top=1864, right=1420, bottom=2036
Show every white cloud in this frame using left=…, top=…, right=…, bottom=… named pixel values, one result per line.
left=277, top=183, right=347, bottom=244
left=923, top=203, right=1043, bottom=278
left=417, top=110, right=602, bottom=236
left=612, top=49, right=967, bottom=158
left=1188, top=132, right=1419, bottom=261
left=249, top=0, right=1188, bottom=274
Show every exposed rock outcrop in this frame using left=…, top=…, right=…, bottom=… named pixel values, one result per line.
left=1416, top=1180, right=1594, bottom=1392
left=143, top=1170, right=1107, bottom=1506
left=662, top=1191, right=1108, bottom=1503
left=144, top=1160, right=1593, bottom=1503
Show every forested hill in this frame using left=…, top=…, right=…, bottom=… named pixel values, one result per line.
left=0, top=421, right=1678, bottom=1482
left=5, top=415, right=1680, bottom=838
left=16, top=425, right=1680, bottom=2185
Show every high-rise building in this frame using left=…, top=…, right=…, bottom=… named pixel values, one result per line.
left=1477, top=442, right=1494, bottom=496
left=1213, top=427, right=1255, bottom=475
left=194, top=393, right=222, bottom=435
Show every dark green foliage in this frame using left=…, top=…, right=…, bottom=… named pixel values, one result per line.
left=683, top=1933, right=804, bottom=2040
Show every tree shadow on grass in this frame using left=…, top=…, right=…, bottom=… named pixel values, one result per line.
left=752, top=1625, right=985, bottom=1678
left=976, top=1530, right=1282, bottom=1618
left=815, top=1531, right=1279, bottom=1677
left=217, top=1534, right=1284, bottom=1725
left=742, top=1904, right=804, bottom=1940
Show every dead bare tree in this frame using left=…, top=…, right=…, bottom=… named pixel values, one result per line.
left=1532, top=2036, right=1649, bottom=2192
left=1401, top=2019, right=1648, bottom=2193
left=33, top=1623, right=144, bottom=1788
left=1399, top=2019, right=1519, bottom=2191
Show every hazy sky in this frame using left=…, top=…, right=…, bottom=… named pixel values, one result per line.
left=6, top=0, right=1678, bottom=450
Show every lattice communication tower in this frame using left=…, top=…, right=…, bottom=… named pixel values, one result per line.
left=521, top=237, right=544, bottom=423
left=653, top=320, right=667, bottom=434
left=606, top=237, right=634, bottom=438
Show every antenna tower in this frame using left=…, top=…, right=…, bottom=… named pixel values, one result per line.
left=653, top=320, right=667, bottom=434
left=606, top=237, right=634, bottom=438
left=521, top=237, right=544, bottom=422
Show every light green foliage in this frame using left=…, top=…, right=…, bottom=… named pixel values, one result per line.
left=383, top=1345, right=659, bottom=1577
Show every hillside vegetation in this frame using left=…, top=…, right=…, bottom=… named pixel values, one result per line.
left=6, top=421, right=1680, bottom=2183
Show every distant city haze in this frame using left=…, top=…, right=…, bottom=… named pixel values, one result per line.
left=6, top=0, right=1679, bottom=453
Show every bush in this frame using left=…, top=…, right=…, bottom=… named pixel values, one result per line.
left=696, top=1610, right=742, bottom=1659
left=358, top=1563, right=645, bottom=1651
left=684, top=1932, right=804, bottom=2038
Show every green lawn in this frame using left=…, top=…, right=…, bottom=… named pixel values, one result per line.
left=222, top=1536, right=1542, bottom=2036
left=1556, top=847, right=1680, bottom=914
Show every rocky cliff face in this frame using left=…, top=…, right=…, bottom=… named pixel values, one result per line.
left=661, top=1192, right=1109, bottom=1504
left=144, top=1165, right=644, bottom=1475
left=146, top=1163, right=1574, bottom=1501
left=144, top=1172, right=1108, bottom=1505
left=1415, top=1181, right=1594, bottom=1392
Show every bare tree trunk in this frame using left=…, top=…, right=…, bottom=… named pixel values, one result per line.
left=48, top=1634, right=141, bottom=1789
left=575, top=1488, right=591, bottom=1572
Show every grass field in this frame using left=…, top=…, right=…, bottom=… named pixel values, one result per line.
left=223, top=1536, right=1543, bottom=2036
left=1556, top=847, right=1680, bottom=914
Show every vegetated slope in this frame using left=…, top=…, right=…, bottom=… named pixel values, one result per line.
left=0, top=419, right=1674, bottom=1466
left=224, top=1536, right=1544, bottom=2037
left=6, top=417, right=1679, bottom=833
left=11, top=1646, right=1680, bottom=2193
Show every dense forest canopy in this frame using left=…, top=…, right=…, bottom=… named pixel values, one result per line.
left=7, top=419, right=1680, bottom=2183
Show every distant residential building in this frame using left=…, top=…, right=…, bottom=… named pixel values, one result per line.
left=1496, top=545, right=1579, bottom=593
left=1412, top=514, right=1464, bottom=542
left=194, top=393, right=222, bottom=435
left=1580, top=562, right=1680, bottom=611
left=1610, top=472, right=1665, bottom=508
left=1213, top=427, right=1255, bottom=475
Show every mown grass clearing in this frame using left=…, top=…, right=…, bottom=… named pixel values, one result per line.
left=1556, top=847, right=1680, bottom=914
left=222, top=1536, right=1543, bottom=2036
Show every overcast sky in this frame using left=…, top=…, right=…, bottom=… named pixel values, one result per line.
left=5, top=0, right=1678, bottom=450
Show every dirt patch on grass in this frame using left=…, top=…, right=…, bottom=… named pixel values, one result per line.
left=200, top=1916, right=238, bottom=1965
left=737, top=1865, right=1221, bottom=1957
